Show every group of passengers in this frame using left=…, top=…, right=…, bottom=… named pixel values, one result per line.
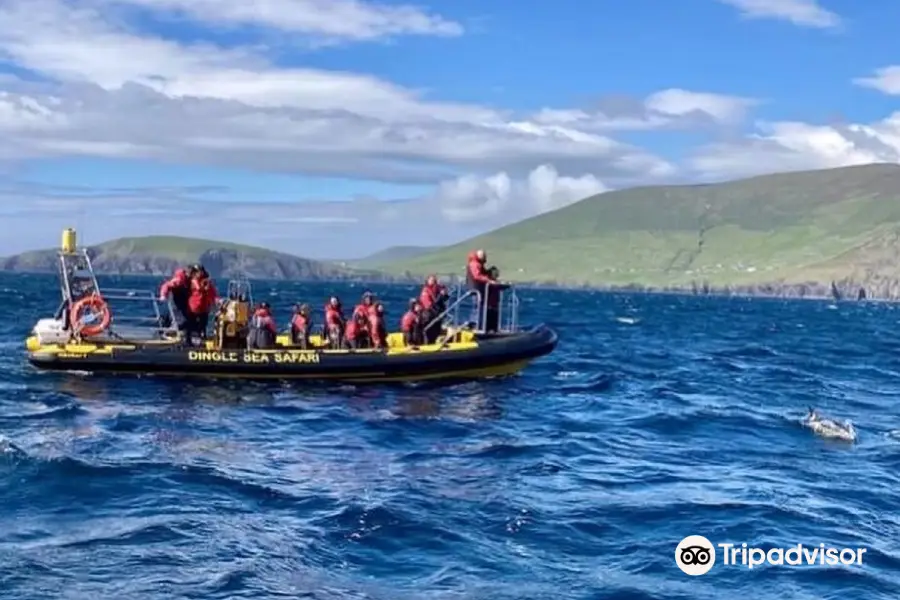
left=282, top=281, right=449, bottom=351
left=157, top=263, right=218, bottom=345
left=157, top=248, right=507, bottom=350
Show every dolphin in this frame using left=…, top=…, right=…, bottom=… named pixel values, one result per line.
left=802, top=406, right=858, bottom=443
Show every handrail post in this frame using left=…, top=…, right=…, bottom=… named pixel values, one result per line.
left=497, top=282, right=503, bottom=332
left=481, top=281, right=490, bottom=332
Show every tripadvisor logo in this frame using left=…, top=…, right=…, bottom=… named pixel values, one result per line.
left=676, top=535, right=716, bottom=575
left=675, top=535, right=867, bottom=575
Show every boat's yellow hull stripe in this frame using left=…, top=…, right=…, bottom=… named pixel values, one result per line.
left=25, top=330, right=479, bottom=356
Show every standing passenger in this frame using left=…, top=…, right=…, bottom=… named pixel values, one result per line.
left=158, top=267, right=191, bottom=333
left=369, top=303, right=388, bottom=350
left=290, top=303, right=311, bottom=349
left=325, top=297, right=345, bottom=349
left=187, top=266, right=218, bottom=345
left=465, top=249, right=492, bottom=329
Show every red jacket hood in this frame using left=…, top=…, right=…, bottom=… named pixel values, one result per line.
left=467, top=251, right=478, bottom=262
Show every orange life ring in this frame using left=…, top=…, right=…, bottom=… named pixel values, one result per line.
left=70, top=294, right=111, bottom=337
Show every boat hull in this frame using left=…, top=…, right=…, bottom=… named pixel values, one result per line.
left=25, top=324, right=558, bottom=384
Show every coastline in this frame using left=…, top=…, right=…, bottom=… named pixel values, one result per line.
left=2, top=267, right=891, bottom=303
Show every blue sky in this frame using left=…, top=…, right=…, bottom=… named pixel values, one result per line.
left=1, top=0, right=899, bottom=258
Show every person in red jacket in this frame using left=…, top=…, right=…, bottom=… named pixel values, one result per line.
left=369, top=303, right=388, bottom=350
left=400, top=298, right=424, bottom=347
left=343, top=311, right=368, bottom=349
left=465, top=249, right=494, bottom=330
left=351, top=291, right=375, bottom=346
left=290, top=303, right=311, bottom=348
left=419, top=276, right=441, bottom=313
left=419, top=275, right=448, bottom=343
left=324, top=296, right=345, bottom=348
left=187, top=267, right=218, bottom=344
left=353, top=291, right=376, bottom=318
left=247, top=302, right=277, bottom=349
left=158, top=267, right=191, bottom=331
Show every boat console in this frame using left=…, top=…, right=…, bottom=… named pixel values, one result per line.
left=215, top=276, right=254, bottom=349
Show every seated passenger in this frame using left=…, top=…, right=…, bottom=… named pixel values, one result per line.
left=351, top=291, right=375, bottom=346
left=290, top=303, right=311, bottom=348
left=325, top=296, right=345, bottom=349
left=343, top=312, right=369, bottom=350
left=247, top=302, right=277, bottom=349
left=369, top=303, right=388, bottom=350
left=401, top=299, right=424, bottom=347
left=353, top=291, right=376, bottom=319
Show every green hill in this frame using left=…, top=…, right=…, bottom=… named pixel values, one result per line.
left=0, top=235, right=397, bottom=282
left=381, top=164, right=900, bottom=295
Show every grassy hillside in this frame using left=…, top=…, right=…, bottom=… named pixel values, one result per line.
left=382, top=164, right=900, bottom=289
left=0, top=235, right=395, bottom=281
left=350, top=245, right=437, bottom=267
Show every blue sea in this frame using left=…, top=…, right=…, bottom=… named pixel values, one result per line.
left=1, top=272, right=899, bottom=599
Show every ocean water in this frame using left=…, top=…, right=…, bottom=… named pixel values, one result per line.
left=1, top=272, right=899, bottom=599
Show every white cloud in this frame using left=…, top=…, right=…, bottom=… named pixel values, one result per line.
left=0, top=0, right=687, bottom=185
left=100, top=0, right=463, bottom=40
left=1, top=0, right=839, bottom=259
left=689, top=116, right=900, bottom=180
left=437, top=165, right=608, bottom=223
left=0, top=169, right=607, bottom=258
left=854, top=66, right=900, bottom=95
left=643, top=89, right=756, bottom=124
left=532, top=89, right=756, bottom=132
left=717, top=0, right=841, bottom=29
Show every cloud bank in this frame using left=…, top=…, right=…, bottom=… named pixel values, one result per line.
left=1, top=0, right=899, bottom=258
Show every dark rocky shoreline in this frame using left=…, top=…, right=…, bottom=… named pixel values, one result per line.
left=3, top=264, right=893, bottom=303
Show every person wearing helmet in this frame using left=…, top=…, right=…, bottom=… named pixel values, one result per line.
left=465, top=249, right=496, bottom=330
left=247, top=301, right=277, bottom=349
left=324, top=296, right=345, bottom=348
left=401, top=298, right=424, bottom=347
left=187, top=267, right=218, bottom=344
left=419, top=274, right=449, bottom=343
left=342, top=310, right=369, bottom=350
left=351, top=291, right=376, bottom=346
left=290, top=303, right=311, bottom=349
left=368, top=302, right=388, bottom=350
left=158, top=267, right=191, bottom=333
left=353, top=291, right=377, bottom=319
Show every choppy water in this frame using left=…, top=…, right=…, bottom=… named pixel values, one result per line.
left=1, top=272, right=899, bottom=599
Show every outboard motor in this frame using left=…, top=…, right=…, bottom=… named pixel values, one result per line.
left=217, top=297, right=250, bottom=349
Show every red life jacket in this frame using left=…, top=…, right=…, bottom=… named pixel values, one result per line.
left=188, top=278, right=217, bottom=313
left=401, top=310, right=418, bottom=332
left=291, top=313, right=308, bottom=330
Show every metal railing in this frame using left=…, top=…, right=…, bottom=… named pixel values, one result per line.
left=53, top=248, right=181, bottom=341
left=423, top=288, right=479, bottom=333
left=57, top=249, right=100, bottom=306
left=429, top=281, right=521, bottom=334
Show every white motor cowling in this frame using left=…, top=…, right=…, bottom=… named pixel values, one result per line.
left=32, top=318, right=69, bottom=345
